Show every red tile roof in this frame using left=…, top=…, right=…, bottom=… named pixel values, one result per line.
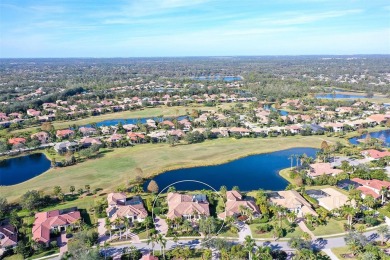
left=32, top=209, right=81, bottom=244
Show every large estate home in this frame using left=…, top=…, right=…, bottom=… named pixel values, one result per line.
left=307, top=162, right=343, bottom=178
left=167, top=193, right=210, bottom=220
left=351, top=178, right=390, bottom=202
left=361, top=149, right=390, bottom=160
left=218, top=190, right=261, bottom=220
left=269, top=190, right=318, bottom=217
left=32, top=208, right=81, bottom=246
left=106, top=193, right=148, bottom=228
left=0, top=222, right=18, bottom=251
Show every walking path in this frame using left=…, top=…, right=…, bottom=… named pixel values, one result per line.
left=297, top=219, right=316, bottom=240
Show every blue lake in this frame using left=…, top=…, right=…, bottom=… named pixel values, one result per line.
left=0, top=153, right=51, bottom=185
left=144, top=147, right=317, bottom=191
left=316, top=93, right=367, bottom=99
left=193, top=76, right=242, bottom=82
left=349, top=129, right=390, bottom=147
left=85, top=116, right=187, bottom=127
left=263, top=105, right=289, bottom=116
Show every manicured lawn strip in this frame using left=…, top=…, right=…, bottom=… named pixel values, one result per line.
left=378, top=208, right=390, bottom=218
left=217, top=229, right=239, bottom=238
left=1, top=135, right=342, bottom=202
left=27, top=249, right=60, bottom=260
left=278, top=168, right=299, bottom=186
left=311, top=219, right=346, bottom=236
left=4, top=254, right=24, bottom=260
left=331, top=246, right=357, bottom=260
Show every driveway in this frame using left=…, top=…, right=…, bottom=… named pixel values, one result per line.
left=237, top=221, right=252, bottom=242
left=154, top=216, right=168, bottom=235
left=57, top=232, right=68, bottom=255
left=97, top=218, right=109, bottom=244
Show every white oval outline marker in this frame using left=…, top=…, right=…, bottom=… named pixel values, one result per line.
left=151, top=179, right=227, bottom=245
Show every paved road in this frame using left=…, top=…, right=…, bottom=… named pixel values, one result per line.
left=100, top=229, right=383, bottom=258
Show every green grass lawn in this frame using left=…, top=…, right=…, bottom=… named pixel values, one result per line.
left=378, top=207, right=390, bottom=218
left=249, top=220, right=304, bottom=239
left=1, top=135, right=342, bottom=202
left=312, top=219, right=346, bottom=236
left=331, top=246, right=357, bottom=260
left=4, top=255, right=24, bottom=260
left=217, top=229, right=239, bottom=238
left=27, top=249, right=60, bottom=260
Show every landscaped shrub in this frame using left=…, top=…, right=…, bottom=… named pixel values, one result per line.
left=251, top=215, right=269, bottom=224
left=364, top=216, right=380, bottom=227
left=255, top=224, right=271, bottom=233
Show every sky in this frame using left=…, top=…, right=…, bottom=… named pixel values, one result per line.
left=0, top=0, right=389, bottom=57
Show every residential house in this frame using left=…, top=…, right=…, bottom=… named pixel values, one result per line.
left=361, top=149, right=390, bottom=160
left=269, top=190, right=318, bottom=217
left=0, top=222, right=17, bottom=251
left=127, top=132, right=146, bottom=143
left=167, top=193, right=210, bottom=221
left=56, top=129, right=75, bottom=139
left=54, top=141, right=78, bottom=154
left=32, top=208, right=81, bottom=246
left=229, top=127, right=251, bottom=136
left=307, top=163, right=343, bottom=178
left=106, top=193, right=147, bottom=227
left=79, top=127, right=97, bottom=136
left=8, top=137, right=26, bottom=145
left=314, top=188, right=349, bottom=211
left=108, top=133, right=123, bottom=143
left=218, top=190, right=261, bottom=221
left=31, top=132, right=50, bottom=144
left=79, top=137, right=102, bottom=148
left=27, top=109, right=41, bottom=117
left=140, top=254, right=159, bottom=260
left=351, top=178, right=390, bottom=201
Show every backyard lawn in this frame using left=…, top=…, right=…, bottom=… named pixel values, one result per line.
left=1, top=135, right=342, bottom=202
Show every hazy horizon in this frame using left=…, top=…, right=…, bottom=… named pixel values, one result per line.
left=1, top=0, right=389, bottom=58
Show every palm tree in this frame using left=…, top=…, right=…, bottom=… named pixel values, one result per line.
left=202, top=249, right=212, bottom=260
left=146, top=234, right=157, bottom=255
left=288, top=155, right=294, bottom=169
left=182, top=219, right=192, bottom=233
left=342, top=206, right=355, bottom=229
left=156, top=234, right=167, bottom=259
left=380, top=186, right=388, bottom=204
left=377, top=225, right=389, bottom=246
left=114, top=218, right=123, bottom=239
left=302, top=232, right=311, bottom=242
left=363, top=195, right=376, bottom=209
left=122, top=217, right=130, bottom=240
left=105, top=218, right=112, bottom=240
left=172, top=234, right=179, bottom=246
left=144, top=216, right=153, bottom=236
left=244, top=235, right=256, bottom=260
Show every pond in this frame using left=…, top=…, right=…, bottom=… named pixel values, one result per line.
left=85, top=115, right=188, bottom=127
left=263, top=105, right=289, bottom=116
left=315, top=93, right=368, bottom=99
left=0, top=153, right=51, bottom=185
left=349, top=129, right=390, bottom=147
left=192, top=76, right=242, bottom=82
left=144, top=147, right=317, bottom=192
